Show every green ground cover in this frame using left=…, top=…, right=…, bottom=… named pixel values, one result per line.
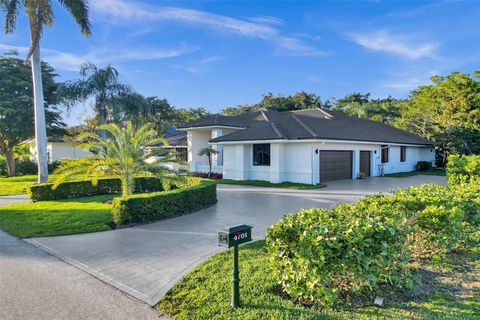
left=0, top=195, right=113, bottom=238
left=384, top=169, right=446, bottom=178
left=157, top=241, right=480, bottom=320
left=217, top=179, right=325, bottom=189
left=0, top=175, right=38, bottom=195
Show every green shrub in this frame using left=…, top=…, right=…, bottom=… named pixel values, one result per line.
left=447, top=154, right=480, bottom=185
left=112, top=179, right=217, bottom=225
left=416, top=160, right=433, bottom=171
left=28, top=176, right=168, bottom=201
left=266, top=207, right=412, bottom=307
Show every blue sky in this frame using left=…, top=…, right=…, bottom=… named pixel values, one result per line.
left=1, top=0, right=479, bottom=125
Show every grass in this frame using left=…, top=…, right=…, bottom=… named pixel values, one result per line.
left=0, top=195, right=114, bottom=238
left=157, top=241, right=480, bottom=320
left=384, top=169, right=446, bottom=178
left=0, top=175, right=39, bottom=195
left=217, top=179, right=326, bottom=190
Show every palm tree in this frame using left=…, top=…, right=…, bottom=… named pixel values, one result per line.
left=1, top=0, right=91, bottom=183
left=63, top=62, right=131, bottom=138
left=53, top=122, right=177, bottom=198
left=197, top=147, right=218, bottom=178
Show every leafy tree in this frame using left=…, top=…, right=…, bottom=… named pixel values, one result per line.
left=1, top=0, right=91, bottom=183
left=334, top=93, right=402, bottom=124
left=395, top=71, right=480, bottom=163
left=0, top=53, right=64, bottom=176
left=222, top=92, right=325, bottom=115
left=53, top=122, right=177, bottom=198
left=173, top=107, right=211, bottom=125
left=197, top=147, right=218, bottom=178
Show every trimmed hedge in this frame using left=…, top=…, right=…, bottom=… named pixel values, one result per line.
left=112, top=179, right=217, bottom=225
left=28, top=176, right=167, bottom=201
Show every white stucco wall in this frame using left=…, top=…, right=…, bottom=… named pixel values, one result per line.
left=31, top=142, right=92, bottom=163
left=222, top=141, right=435, bottom=184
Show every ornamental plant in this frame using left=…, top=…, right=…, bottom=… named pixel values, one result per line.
left=53, top=122, right=178, bottom=198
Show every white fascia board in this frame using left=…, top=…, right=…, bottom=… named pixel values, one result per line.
left=177, top=125, right=245, bottom=131
left=209, top=139, right=432, bottom=148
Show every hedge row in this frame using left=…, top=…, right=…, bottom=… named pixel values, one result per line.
left=28, top=176, right=169, bottom=201
left=112, top=179, right=217, bottom=225
left=267, top=164, right=480, bottom=307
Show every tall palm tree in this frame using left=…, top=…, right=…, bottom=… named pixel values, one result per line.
left=1, top=0, right=91, bottom=183
left=53, top=122, right=177, bottom=198
left=63, top=62, right=131, bottom=138
left=197, top=147, right=218, bottom=178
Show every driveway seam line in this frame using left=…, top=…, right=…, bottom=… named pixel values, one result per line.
left=25, top=238, right=152, bottom=303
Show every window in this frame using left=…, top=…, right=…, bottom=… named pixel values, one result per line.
left=253, top=144, right=270, bottom=166
left=381, top=145, right=389, bottom=163
left=400, top=146, right=407, bottom=162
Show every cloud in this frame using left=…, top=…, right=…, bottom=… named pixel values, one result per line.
left=90, top=0, right=326, bottom=56
left=247, top=15, right=284, bottom=26
left=349, top=29, right=438, bottom=59
left=0, top=43, right=197, bottom=71
left=172, top=55, right=223, bottom=75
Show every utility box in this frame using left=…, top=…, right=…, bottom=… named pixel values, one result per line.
left=218, top=225, right=252, bottom=248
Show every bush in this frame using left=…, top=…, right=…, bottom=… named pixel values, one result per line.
left=0, top=158, right=63, bottom=176
left=267, top=207, right=412, bottom=307
left=416, top=161, right=433, bottom=171
left=192, top=172, right=223, bottom=179
left=267, top=181, right=480, bottom=306
left=112, top=178, right=217, bottom=225
left=28, top=176, right=169, bottom=201
left=447, top=154, right=480, bottom=185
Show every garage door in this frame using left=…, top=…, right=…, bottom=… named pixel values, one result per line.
left=360, top=151, right=371, bottom=177
left=320, top=151, right=353, bottom=182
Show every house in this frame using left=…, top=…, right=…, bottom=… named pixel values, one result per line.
left=178, top=108, right=435, bottom=184
left=29, top=138, right=92, bottom=163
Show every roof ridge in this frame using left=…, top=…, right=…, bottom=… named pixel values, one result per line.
left=291, top=113, right=317, bottom=138
left=270, top=122, right=284, bottom=139
left=316, top=108, right=334, bottom=119
left=260, top=109, right=269, bottom=121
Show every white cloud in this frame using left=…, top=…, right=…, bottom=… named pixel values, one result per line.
left=0, top=43, right=197, bottom=71
left=90, top=0, right=326, bottom=56
left=349, top=29, right=438, bottom=59
left=247, top=15, right=284, bottom=26
left=172, top=55, right=223, bottom=75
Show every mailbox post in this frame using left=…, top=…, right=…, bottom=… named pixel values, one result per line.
left=218, top=224, right=253, bottom=308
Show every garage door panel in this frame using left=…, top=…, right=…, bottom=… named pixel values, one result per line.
left=320, top=151, right=352, bottom=182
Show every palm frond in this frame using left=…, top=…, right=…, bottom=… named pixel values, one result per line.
left=58, top=0, right=91, bottom=36
left=1, top=0, right=20, bottom=34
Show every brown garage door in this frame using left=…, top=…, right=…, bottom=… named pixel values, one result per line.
left=360, top=151, right=371, bottom=177
left=320, top=151, right=353, bottom=182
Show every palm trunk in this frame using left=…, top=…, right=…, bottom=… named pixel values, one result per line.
left=208, top=156, right=212, bottom=178
left=4, top=148, right=15, bottom=176
left=31, top=47, right=48, bottom=183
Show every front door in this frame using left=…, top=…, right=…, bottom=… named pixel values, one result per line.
left=360, top=151, right=371, bottom=177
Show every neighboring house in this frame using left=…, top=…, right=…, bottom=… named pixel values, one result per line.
left=29, top=138, right=92, bottom=163
left=178, top=108, right=435, bottom=184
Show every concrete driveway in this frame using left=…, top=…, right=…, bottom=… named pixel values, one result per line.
left=0, top=194, right=29, bottom=206
left=26, top=175, right=446, bottom=306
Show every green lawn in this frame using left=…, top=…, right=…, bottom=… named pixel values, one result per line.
left=0, top=195, right=114, bottom=238
left=217, top=179, right=325, bottom=190
left=157, top=241, right=480, bottom=320
left=384, top=169, right=446, bottom=178
left=0, top=175, right=38, bottom=195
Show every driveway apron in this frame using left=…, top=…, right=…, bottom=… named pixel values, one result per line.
left=25, top=175, right=446, bottom=306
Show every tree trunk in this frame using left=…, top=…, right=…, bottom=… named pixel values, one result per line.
left=4, top=148, right=15, bottom=176
left=31, top=47, right=49, bottom=183
left=208, top=156, right=212, bottom=178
